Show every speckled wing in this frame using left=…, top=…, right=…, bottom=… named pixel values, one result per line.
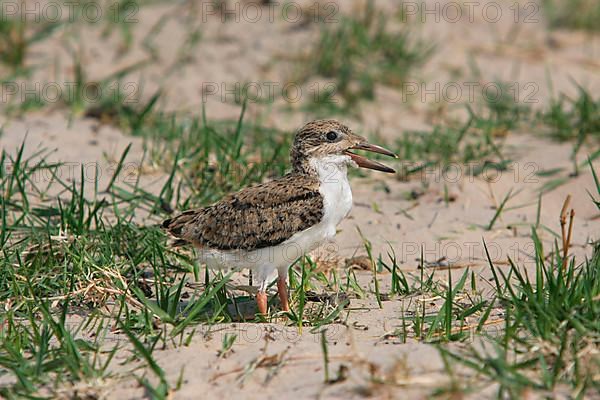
left=162, top=174, right=324, bottom=251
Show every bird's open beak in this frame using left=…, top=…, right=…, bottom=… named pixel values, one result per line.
left=344, top=142, right=397, bottom=173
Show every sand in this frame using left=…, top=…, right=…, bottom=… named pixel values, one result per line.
left=1, top=0, right=599, bottom=398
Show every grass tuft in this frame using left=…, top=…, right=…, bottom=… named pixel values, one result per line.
left=298, top=0, right=434, bottom=110
left=542, top=0, right=600, bottom=32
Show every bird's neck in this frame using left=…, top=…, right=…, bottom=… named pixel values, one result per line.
left=303, top=155, right=350, bottom=183
left=291, top=157, right=313, bottom=176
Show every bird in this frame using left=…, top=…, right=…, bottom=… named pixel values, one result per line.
left=161, top=120, right=396, bottom=316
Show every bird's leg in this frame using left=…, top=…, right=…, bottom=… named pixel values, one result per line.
left=256, top=275, right=269, bottom=316
left=256, top=291, right=268, bottom=316
left=277, top=274, right=290, bottom=312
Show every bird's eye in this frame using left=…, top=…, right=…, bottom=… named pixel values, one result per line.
left=326, top=131, right=338, bottom=141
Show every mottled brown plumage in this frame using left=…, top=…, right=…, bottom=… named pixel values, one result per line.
left=161, top=173, right=323, bottom=251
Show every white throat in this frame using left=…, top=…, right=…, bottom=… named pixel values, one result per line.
left=309, top=155, right=353, bottom=236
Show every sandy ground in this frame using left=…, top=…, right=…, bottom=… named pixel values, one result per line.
left=1, top=0, right=599, bottom=398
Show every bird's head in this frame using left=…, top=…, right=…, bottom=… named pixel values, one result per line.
left=291, top=120, right=397, bottom=174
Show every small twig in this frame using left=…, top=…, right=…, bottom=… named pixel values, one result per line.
left=320, top=330, right=330, bottom=383
left=487, top=188, right=514, bottom=230
left=559, top=195, right=575, bottom=268
left=564, top=209, right=575, bottom=263
left=560, top=195, right=571, bottom=254
left=427, top=210, right=439, bottom=228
